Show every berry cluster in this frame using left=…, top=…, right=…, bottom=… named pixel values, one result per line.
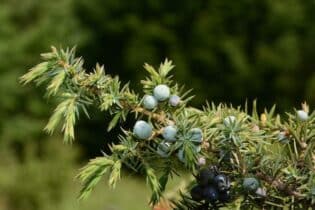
left=190, top=166, right=231, bottom=205
left=132, top=84, right=203, bottom=162
left=22, top=47, right=315, bottom=209
left=133, top=84, right=181, bottom=140
left=143, top=84, right=181, bottom=110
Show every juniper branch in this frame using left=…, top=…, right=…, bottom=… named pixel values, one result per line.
left=21, top=46, right=315, bottom=209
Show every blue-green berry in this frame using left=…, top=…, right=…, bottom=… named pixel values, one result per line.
left=188, top=128, right=203, bottom=144
left=133, top=120, right=153, bottom=140
left=223, top=116, right=236, bottom=126
left=169, top=95, right=181, bottom=107
left=157, top=141, right=171, bottom=158
left=297, top=110, right=308, bottom=121
left=153, top=84, right=170, bottom=101
left=162, top=125, right=177, bottom=142
left=143, top=95, right=157, bottom=110
left=177, top=149, right=185, bottom=163
left=243, top=177, right=260, bottom=192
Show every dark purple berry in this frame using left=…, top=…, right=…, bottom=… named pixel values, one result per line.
left=214, top=174, right=230, bottom=192
left=197, top=168, right=215, bottom=186
left=218, top=191, right=230, bottom=202
left=190, top=185, right=204, bottom=201
left=203, top=186, right=219, bottom=203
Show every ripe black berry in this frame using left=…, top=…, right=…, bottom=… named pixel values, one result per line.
left=203, top=186, right=219, bottom=203
left=214, top=174, right=230, bottom=192
left=218, top=190, right=230, bottom=202
left=197, top=168, right=215, bottom=186
left=190, top=185, right=204, bottom=201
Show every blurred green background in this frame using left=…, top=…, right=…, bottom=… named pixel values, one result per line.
left=1, top=0, right=315, bottom=209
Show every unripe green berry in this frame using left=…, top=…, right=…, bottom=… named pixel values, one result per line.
left=169, top=95, right=181, bottom=107
left=153, top=84, right=170, bottom=101
left=243, top=177, right=259, bottom=192
left=143, top=95, right=157, bottom=110
left=157, top=141, right=171, bottom=158
left=162, top=125, right=177, bottom=142
left=188, top=128, right=203, bottom=144
left=297, top=110, right=308, bottom=121
left=133, top=120, right=153, bottom=140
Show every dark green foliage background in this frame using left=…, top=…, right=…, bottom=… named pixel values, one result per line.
left=76, top=0, right=315, bottom=109
left=0, top=0, right=315, bottom=209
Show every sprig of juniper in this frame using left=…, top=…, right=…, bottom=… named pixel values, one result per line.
left=21, top=47, right=315, bottom=209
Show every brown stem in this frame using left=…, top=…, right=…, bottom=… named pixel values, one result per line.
left=131, top=106, right=173, bottom=125
left=149, top=128, right=164, bottom=140
left=77, top=78, right=173, bottom=126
